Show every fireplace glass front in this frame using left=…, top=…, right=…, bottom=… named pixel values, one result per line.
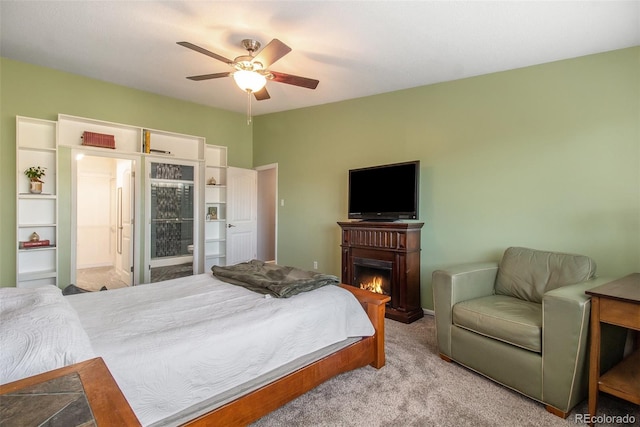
left=353, top=257, right=392, bottom=297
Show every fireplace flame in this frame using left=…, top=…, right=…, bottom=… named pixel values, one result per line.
left=360, top=276, right=384, bottom=294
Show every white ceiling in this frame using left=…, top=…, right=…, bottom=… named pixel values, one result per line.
left=1, top=1, right=639, bottom=116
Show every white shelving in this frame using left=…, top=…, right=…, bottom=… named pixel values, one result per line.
left=204, top=144, right=228, bottom=270
left=57, top=113, right=211, bottom=284
left=16, top=117, right=58, bottom=288
left=15, top=113, right=221, bottom=287
left=58, top=114, right=204, bottom=162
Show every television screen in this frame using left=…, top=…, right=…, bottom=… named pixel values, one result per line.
left=348, top=161, right=419, bottom=220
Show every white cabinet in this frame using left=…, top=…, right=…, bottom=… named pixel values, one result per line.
left=16, top=117, right=58, bottom=288
left=204, top=145, right=228, bottom=270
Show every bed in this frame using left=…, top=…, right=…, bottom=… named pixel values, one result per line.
left=0, top=265, right=389, bottom=426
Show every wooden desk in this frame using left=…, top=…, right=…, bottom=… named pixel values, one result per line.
left=586, top=273, right=640, bottom=425
left=0, top=357, right=140, bottom=426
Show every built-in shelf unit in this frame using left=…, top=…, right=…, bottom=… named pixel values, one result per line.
left=56, top=114, right=210, bottom=285
left=16, top=116, right=59, bottom=288
left=14, top=113, right=227, bottom=288
left=57, top=114, right=205, bottom=161
left=204, top=144, right=228, bottom=270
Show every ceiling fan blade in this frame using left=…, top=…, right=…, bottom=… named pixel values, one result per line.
left=253, top=39, right=291, bottom=68
left=186, top=72, right=231, bottom=81
left=177, top=41, right=233, bottom=65
left=254, top=87, right=271, bottom=101
left=270, top=71, right=319, bottom=89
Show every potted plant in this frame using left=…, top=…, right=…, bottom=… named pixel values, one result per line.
left=24, top=166, right=46, bottom=194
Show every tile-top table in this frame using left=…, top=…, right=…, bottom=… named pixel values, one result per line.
left=0, top=357, right=140, bottom=426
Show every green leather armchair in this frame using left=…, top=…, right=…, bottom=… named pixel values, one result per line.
left=433, top=247, right=626, bottom=417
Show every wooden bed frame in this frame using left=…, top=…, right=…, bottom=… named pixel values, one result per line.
left=183, top=284, right=390, bottom=426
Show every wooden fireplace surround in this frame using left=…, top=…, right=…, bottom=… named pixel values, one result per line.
left=338, top=221, right=424, bottom=323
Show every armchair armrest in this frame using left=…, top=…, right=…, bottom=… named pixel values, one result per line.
left=432, top=262, right=498, bottom=357
left=542, top=277, right=625, bottom=412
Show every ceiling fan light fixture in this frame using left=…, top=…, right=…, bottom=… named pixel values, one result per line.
left=233, top=70, right=267, bottom=93
left=179, top=37, right=318, bottom=125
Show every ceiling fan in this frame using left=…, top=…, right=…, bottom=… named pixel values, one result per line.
left=177, top=38, right=319, bottom=101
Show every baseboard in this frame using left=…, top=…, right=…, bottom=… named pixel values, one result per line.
left=422, top=308, right=434, bottom=317
left=78, top=263, right=113, bottom=269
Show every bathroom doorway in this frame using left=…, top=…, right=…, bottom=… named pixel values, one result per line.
left=73, top=153, right=135, bottom=290
left=147, top=160, right=197, bottom=283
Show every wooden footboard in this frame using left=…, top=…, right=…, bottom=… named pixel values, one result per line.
left=339, top=284, right=390, bottom=368
left=183, top=285, right=389, bottom=426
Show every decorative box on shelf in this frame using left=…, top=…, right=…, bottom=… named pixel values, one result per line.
left=82, top=131, right=115, bottom=149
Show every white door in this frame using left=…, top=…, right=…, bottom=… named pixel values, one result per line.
left=226, top=167, right=257, bottom=265
left=115, top=167, right=134, bottom=284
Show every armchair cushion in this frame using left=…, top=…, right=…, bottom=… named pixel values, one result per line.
left=494, top=247, right=596, bottom=303
left=453, top=295, right=542, bottom=353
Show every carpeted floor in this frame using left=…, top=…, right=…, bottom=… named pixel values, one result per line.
left=251, top=315, right=639, bottom=427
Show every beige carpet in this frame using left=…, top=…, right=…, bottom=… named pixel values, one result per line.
left=251, top=315, right=638, bottom=426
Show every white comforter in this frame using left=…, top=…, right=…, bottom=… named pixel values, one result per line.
left=66, top=274, right=374, bottom=426
left=0, top=286, right=96, bottom=384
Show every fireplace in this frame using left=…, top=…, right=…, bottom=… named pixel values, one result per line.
left=338, top=221, right=424, bottom=323
left=353, top=258, right=392, bottom=296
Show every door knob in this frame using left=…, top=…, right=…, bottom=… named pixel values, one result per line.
left=227, top=223, right=236, bottom=228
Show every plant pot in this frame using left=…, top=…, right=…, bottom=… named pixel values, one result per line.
left=29, top=181, right=42, bottom=194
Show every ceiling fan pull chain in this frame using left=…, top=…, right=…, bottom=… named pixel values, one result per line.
left=246, top=90, right=252, bottom=125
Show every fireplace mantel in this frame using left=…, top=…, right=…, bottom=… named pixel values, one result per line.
left=338, top=221, right=424, bottom=323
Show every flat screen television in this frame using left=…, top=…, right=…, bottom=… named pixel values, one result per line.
left=348, top=160, right=420, bottom=221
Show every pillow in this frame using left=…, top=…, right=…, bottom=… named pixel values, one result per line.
left=0, top=286, right=96, bottom=385
left=494, top=247, right=596, bottom=303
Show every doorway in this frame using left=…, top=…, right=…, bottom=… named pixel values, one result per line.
left=147, top=160, right=197, bottom=283
left=256, top=164, right=277, bottom=263
left=223, top=165, right=277, bottom=266
left=74, top=153, right=135, bottom=290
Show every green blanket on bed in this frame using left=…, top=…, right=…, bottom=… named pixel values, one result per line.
left=212, top=260, right=339, bottom=298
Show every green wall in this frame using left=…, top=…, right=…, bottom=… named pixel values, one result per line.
left=0, top=58, right=253, bottom=287
left=253, top=47, right=640, bottom=309
left=2, top=48, right=639, bottom=310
